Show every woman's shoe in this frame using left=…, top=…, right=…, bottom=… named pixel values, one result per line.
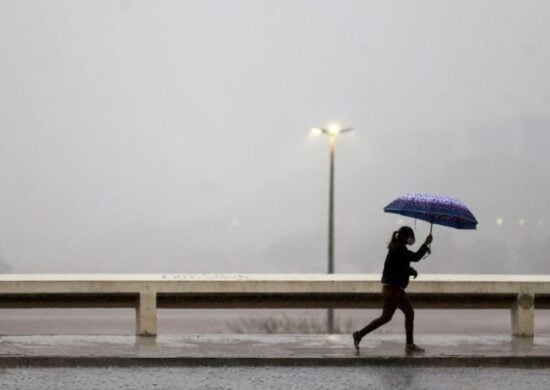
left=405, top=344, right=425, bottom=353
left=352, top=332, right=361, bottom=353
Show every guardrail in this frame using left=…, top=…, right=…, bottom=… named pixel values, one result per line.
left=1, top=274, right=549, bottom=337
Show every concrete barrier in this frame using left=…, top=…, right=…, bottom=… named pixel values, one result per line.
left=1, top=274, right=550, bottom=337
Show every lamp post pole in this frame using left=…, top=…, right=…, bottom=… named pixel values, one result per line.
left=310, top=124, right=353, bottom=334
left=328, top=135, right=335, bottom=275
left=327, top=135, right=336, bottom=333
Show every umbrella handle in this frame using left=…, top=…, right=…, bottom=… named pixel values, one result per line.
left=428, top=222, right=433, bottom=249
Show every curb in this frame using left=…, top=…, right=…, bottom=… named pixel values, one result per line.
left=2, top=356, right=550, bottom=368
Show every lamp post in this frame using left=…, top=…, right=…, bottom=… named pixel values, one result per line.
left=310, top=123, right=353, bottom=333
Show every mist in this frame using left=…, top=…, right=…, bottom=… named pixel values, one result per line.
left=1, top=0, right=549, bottom=275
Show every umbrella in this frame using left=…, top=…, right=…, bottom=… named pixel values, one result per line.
left=383, top=193, right=478, bottom=235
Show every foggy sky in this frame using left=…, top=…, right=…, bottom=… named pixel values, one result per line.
left=1, top=0, right=549, bottom=274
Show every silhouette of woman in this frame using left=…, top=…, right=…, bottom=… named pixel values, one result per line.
left=352, top=226, right=433, bottom=353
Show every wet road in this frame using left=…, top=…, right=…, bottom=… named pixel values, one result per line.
left=1, top=366, right=549, bottom=390
left=2, top=334, right=550, bottom=361
left=1, top=334, right=550, bottom=389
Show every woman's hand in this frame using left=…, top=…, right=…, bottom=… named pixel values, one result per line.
left=425, top=234, right=433, bottom=245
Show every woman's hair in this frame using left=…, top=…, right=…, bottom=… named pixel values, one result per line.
left=387, top=226, right=415, bottom=250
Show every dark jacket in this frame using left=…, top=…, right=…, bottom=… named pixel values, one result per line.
left=381, top=242, right=429, bottom=289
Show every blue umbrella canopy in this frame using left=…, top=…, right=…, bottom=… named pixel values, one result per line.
left=384, top=193, right=478, bottom=232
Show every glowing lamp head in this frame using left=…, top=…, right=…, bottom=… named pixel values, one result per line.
left=327, top=123, right=341, bottom=136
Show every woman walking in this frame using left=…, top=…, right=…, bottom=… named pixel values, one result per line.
left=352, top=226, right=433, bottom=353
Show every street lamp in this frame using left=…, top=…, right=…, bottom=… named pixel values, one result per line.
left=310, top=123, right=353, bottom=333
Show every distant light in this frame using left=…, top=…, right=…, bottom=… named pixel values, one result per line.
left=518, top=219, right=525, bottom=227
left=231, top=219, right=240, bottom=227
left=310, top=128, right=323, bottom=137
left=397, top=218, right=404, bottom=225
left=538, top=219, right=545, bottom=226
left=496, top=218, right=504, bottom=226
left=327, top=123, right=342, bottom=136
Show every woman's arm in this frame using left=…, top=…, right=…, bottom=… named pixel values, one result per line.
left=407, top=235, right=433, bottom=262
left=407, top=244, right=429, bottom=262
